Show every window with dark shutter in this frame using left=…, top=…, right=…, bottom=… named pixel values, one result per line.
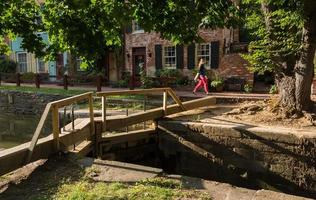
left=187, top=44, right=195, bottom=69
left=176, top=45, right=184, bottom=69
left=126, top=23, right=132, bottom=34
left=211, top=41, right=220, bottom=69
left=155, top=44, right=162, bottom=70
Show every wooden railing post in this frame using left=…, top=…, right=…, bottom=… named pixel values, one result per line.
left=35, top=73, right=40, bottom=88
left=52, top=105, right=60, bottom=151
left=163, top=90, right=167, bottom=115
left=63, top=74, right=68, bottom=90
left=102, top=96, right=107, bottom=132
left=88, top=94, right=95, bottom=136
left=96, top=75, right=102, bottom=92
left=16, top=73, right=21, bottom=87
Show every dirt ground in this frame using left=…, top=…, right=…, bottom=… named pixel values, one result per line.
left=169, top=100, right=316, bottom=132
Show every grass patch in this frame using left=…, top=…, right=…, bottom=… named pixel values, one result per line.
left=0, top=85, right=91, bottom=96
left=53, top=178, right=211, bottom=200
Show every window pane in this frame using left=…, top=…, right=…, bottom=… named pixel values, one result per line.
left=17, top=53, right=27, bottom=72
left=37, top=58, right=45, bottom=72
left=197, top=44, right=210, bottom=68
left=164, top=46, right=176, bottom=67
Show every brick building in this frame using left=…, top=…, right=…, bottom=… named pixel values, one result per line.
left=124, top=22, right=253, bottom=87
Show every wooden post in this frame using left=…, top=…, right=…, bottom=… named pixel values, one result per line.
left=101, top=96, right=106, bottom=132
left=0, top=73, right=2, bottom=86
left=163, top=90, right=167, bottom=115
left=52, top=105, right=60, bottom=151
left=35, top=74, right=40, bottom=88
left=63, top=75, right=68, bottom=90
left=16, top=73, right=21, bottom=87
left=88, top=94, right=95, bottom=136
left=96, top=75, right=102, bottom=92
left=167, top=89, right=186, bottom=111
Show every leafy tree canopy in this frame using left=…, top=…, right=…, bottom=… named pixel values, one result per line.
left=129, top=0, right=240, bottom=44
left=42, top=0, right=130, bottom=66
left=0, top=0, right=46, bottom=56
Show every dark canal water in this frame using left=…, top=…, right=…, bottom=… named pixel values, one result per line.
left=0, top=113, right=51, bottom=150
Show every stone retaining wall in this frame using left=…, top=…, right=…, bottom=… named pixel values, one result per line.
left=0, top=91, right=65, bottom=115
left=158, top=120, right=316, bottom=199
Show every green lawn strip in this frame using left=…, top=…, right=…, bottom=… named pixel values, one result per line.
left=53, top=178, right=211, bottom=200
left=0, top=85, right=92, bottom=96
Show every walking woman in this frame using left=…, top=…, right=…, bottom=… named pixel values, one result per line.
left=193, top=58, right=209, bottom=95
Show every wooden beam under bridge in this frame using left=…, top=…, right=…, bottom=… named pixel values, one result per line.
left=99, top=96, right=216, bottom=131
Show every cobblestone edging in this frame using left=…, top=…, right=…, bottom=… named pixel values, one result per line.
left=0, top=90, right=66, bottom=115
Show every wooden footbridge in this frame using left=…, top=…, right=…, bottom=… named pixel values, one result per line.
left=0, top=88, right=215, bottom=176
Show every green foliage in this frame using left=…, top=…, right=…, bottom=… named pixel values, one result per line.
left=269, top=84, right=278, bottom=94
left=53, top=179, right=211, bottom=200
left=243, top=83, right=253, bottom=93
left=42, top=0, right=129, bottom=65
left=20, top=72, right=35, bottom=81
left=176, top=76, right=191, bottom=86
left=0, top=58, right=16, bottom=73
left=241, top=0, right=304, bottom=74
left=0, top=85, right=90, bottom=96
left=155, top=68, right=180, bottom=78
left=210, top=74, right=224, bottom=88
left=130, top=0, right=240, bottom=43
left=0, top=0, right=46, bottom=56
left=140, top=69, right=154, bottom=89
left=211, top=79, right=224, bottom=88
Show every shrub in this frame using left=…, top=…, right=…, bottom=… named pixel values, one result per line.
left=140, top=69, right=154, bottom=89
left=210, top=77, right=224, bottom=88
left=0, top=59, right=17, bottom=73
left=176, top=76, right=191, bottom=86
left=21, top=72, right=35, bottom=81
left=244, top=84, right=253, bottom=93
left=269, top=84, right=278, bottom=94
left=156, top=68, right=180, bottom=78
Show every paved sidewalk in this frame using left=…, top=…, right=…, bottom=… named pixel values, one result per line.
left=1, top=82, right=315, bottom=101
left=0, top=82, right=271, bottom=98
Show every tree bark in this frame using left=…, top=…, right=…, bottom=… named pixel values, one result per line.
left=295, top=8, right=316, bottom=112
left=295, top=30, right=315, bottom=112
left=276, top=74, right=296, bottom=116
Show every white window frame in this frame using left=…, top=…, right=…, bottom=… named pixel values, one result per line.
left=132, top=20, right=144, bottom=34
left=196, top=43, right=211, bottom=68
left=76, top=58, right=84, bottom=71
left=36, top=58, right=46, bottom=73
left=16, top=52, right=28, bottom=73
left=163, top=46, right=177, bottom=69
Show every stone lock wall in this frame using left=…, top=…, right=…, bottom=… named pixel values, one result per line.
left=125, top=29, right=254, bottom=84
left=0, top=91, right=65, bottom=115
left=158, top=120, right=316, bottom=198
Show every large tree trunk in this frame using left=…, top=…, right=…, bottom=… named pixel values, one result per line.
left=277, top=75, right=296, bottom=116
left=295, top=5, right=316, bottom=112
left=295, top=30, right=315, bottom=112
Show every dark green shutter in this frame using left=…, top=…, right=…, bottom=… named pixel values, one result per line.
left=126, top=23, right=132, bottom=33
left=155, top=44, right=162, bottom=70
left=187, top=44, right=195, bottom=69
left=176, top=45, right=184, bottom=69
left=211, top=41, right=220, bottom=69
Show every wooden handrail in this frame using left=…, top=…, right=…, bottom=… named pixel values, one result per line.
left=96, top=88, right=170, bottom=97
left=26, top=103, right=52, bottom=162
left=97, top=88, right=186, bottom=132
left=26, top=92, right=94, bottom=163
left=50, top=92, right=93, bottom=108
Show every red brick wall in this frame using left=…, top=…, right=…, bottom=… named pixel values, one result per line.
left=218, top=54, right=253, bottom=84
left=125, top=28, right=253, bottom=84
